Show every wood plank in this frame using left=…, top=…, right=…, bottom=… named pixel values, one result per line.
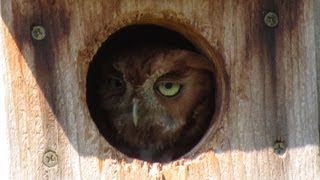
left=0, top=7, right=10, bottom=179
left=315, top=0, right=320, bottom=176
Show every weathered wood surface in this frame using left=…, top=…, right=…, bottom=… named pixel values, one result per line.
left=0, top=0, right=319, bottom=179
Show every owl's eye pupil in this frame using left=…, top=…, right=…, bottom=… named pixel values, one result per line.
left=114, top=80, right=122, bottom=87
left=164, top=83, right=173, bottom=89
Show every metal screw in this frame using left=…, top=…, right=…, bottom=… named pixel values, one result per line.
left=31, top=25, right=46, bottom=40
left=43, top=150, right=58, bottom=167
left=273, top=140, right=286, bottom=155
left=264, top=12, right=279, bottom=28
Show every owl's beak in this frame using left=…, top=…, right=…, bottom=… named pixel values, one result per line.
left=132, top=98, right=139, bottom=127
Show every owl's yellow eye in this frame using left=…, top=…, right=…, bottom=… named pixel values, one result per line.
left=156, top=82, right=182, bottom=97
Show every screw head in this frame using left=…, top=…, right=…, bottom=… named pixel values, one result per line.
left=264, top=12, right=279, bottom=28
left=273, top=140, right=286, bottom=155
left=43, top=150, right=58, bottom=167
left=31, top=25, right=46, bottom=40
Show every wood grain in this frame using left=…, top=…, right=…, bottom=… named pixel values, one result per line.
left=0, top=0, right=319, bottom=179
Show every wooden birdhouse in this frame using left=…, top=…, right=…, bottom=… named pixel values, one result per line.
left=0, top=0, right=319, bottom=179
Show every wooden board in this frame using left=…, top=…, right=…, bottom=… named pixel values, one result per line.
left=0, top=0, right=319, bottom=179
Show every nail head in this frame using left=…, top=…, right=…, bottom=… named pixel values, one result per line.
left=273, top=140, right=286, bottom=155
left=264, top=12, right=279, bottom=28
left=31, top=25, right=46, bottom=40
left=43, top=150, right=58, bottom=167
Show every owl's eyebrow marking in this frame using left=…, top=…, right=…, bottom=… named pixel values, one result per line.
left=104, top=71, right=123, bottom=82
left=159, top=70, right=189, bottom=81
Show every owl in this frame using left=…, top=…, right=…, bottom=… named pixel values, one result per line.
left=89, top=46, right=215, bottom=163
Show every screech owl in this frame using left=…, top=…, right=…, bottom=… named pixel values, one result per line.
left=91, top=46, right=215, bottom=162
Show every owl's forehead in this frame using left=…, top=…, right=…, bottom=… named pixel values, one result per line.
left=114, top=48, right=171, bottom=67
left=112, top=49, right=183, bottom=85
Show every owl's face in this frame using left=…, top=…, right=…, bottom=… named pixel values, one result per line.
left=97, top=48, right=214, bottom=161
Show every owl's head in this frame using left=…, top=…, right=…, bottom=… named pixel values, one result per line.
left=95, top=47, right=215, bottom=161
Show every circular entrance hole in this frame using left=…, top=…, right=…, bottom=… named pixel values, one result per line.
left=86, top=24, right=220, bottom=163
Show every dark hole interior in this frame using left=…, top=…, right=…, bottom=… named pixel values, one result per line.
left=86, top=24, right=216, bottom=163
